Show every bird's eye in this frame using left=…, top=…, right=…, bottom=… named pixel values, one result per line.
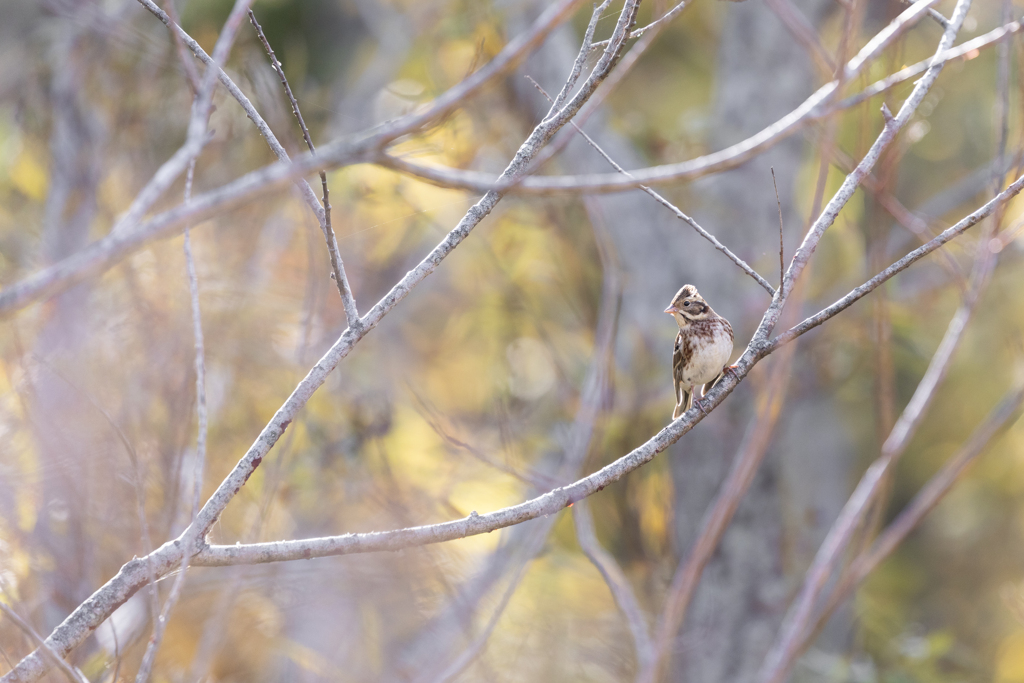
left=683, top=301, right=690, bottom=307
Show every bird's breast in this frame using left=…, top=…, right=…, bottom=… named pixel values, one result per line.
left=680, top=322, right=733, bottom=386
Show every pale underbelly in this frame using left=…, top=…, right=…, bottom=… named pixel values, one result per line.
left=682, top=337, right=732, bottom=386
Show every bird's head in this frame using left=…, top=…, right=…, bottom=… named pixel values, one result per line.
left=665, top=284, right=711, bottom=324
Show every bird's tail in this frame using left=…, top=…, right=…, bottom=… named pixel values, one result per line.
left=673, top=389, right=691, bottom=419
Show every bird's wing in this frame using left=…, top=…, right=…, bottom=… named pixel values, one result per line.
left=672, top=330, right=690, bottom=418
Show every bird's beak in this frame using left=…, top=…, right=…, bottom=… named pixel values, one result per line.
left=664, top=305, right=678, bottom=314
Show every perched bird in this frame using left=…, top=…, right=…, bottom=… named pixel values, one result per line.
left=665, top=284, right=735, bottom=419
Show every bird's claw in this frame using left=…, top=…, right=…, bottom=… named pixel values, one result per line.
left=692, top=397, right=710, bottom=417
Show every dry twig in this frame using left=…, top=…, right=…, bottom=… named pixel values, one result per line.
left=248, top=10, right=360, bottom=325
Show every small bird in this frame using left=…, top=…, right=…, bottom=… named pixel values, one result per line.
left=665, top=284, right=735, bottom=419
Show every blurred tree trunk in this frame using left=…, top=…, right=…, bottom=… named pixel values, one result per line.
left=668, top=1, right=852, bottom=680
left=29, top=12, right=106, bottom=634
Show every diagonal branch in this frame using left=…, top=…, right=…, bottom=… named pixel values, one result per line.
left=769, top=171, right=1024, bottom=351
left=545, top=0, right=611, bottom=117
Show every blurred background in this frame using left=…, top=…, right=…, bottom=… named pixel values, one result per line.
left=2, top=0, right=1024, bottom=681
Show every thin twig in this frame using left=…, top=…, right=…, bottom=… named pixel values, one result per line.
left=32, top=359, right=162, bottom=643
left=993, top=0, right=1013, bottom=197
left=248, top=10, right=360, bottom=325
left=771, top=167, right=784, bottom=293
left=133, top=132, right=210, bottom=683
left=409, top=390, right=559, bottom=490
left=526, top=75, right=775, bottom=296
left=900, top=0, right=950, bottom=29
left=764, top=0, right=835, bottom=78
left=159, top=0, right=200, bottom=93
left=0, top=601, right=87, bottom=683
left=545, top=0, right=611, bottom=117
left=826, top=144, right=968, bottom=290
left=590, top=0, right=691, bottom=50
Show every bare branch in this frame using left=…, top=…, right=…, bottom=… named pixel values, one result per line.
left=426, top=562, right=530, bottom=683
left=993, top=0, right=1013, bottom=196
left=545, top=0, right=611, bottom=117
left=855, top=386, right=1024, bottom=582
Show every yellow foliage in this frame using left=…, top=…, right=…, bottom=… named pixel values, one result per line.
left=9, top=146, right=47, bottom=201
left=996, top=631, right=1024, bottom=683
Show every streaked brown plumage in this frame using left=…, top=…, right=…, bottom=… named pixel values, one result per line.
left=665, top=284, right=734, bottom=419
